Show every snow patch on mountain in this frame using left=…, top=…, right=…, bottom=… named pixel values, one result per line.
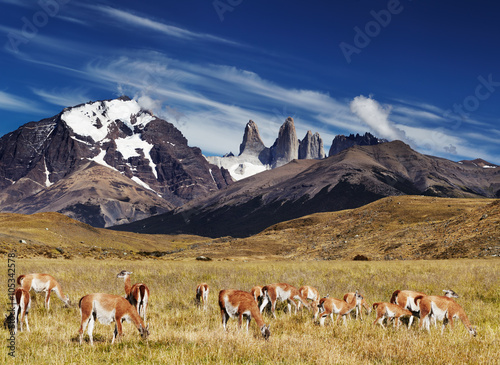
left=207, top=155, right=269, bottom=181
left=115, top=134, right=157, bottom=178
left=61, top=99, right=154, bottom=142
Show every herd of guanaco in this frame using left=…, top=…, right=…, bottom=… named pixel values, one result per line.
left=5, top=273, right=477, bottom=344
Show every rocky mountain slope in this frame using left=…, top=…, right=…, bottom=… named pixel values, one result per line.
left=115, top=140, right=500, bottom=238
left=206, top=118, right=325, bottom=180
left=0, top=97, right=232, bottom=227
left=328, top=132, right=387, bottom=156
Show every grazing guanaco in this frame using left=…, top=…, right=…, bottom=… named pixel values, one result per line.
left=344, top=292, right=371, bottom=320
left=298, top=286, right=320, bottom=320
left=17, top=273, right=70, bottom=310
left=260, top=283, right=310, bottom=318
left=318, top=291, right=363, bottom=326
left=78, top=293, right=149, bottom=345
left=390, top=289, right=426, bottom=328
left=116, top=270, right=150, bottom=323
left=219, top=289, right=271, bottom=340
left=8, top=288, right=31, bottom=334
left=372, top=302, right=412, bottom=329
left=196, top=283, right=209, bottom=310
left=415, top=294, right=477, bottom=336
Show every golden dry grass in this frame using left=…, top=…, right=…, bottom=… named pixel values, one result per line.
left=1, top=196, right=499, bottom=261
left=1, top=257, right=498, bottom=364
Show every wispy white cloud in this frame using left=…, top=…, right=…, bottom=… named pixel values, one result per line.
left=89, top=5, right=238, bottom=46
left=82, top=52, right=357, bottom=153
left=0, top=0, right=30, bottom=7
left=0, top=90, right=45, bottom=113
left=31, top=88, right=90, bottom=107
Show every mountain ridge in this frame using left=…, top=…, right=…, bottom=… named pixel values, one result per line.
left=114, top=140, right=500, bottom=238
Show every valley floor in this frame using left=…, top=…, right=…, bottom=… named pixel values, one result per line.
left=1, top=258, right=498, bottom=364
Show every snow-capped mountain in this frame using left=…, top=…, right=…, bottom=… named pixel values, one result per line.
left=206, top=118, right=325, bottom=181
left=0, top=96, right=232, bottom=227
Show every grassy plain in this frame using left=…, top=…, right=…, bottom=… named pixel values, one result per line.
left=1, top=257, right=499, bottom=364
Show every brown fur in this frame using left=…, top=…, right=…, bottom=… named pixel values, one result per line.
left=116, top=271, right=150, bottom=323
left=250, top=286, right=264, bottom=304
left=390, top=289, right=426, bottom=327
left=344, top=292, right=371, bottom=320
left=260, top=283, right=310, bottom=318
left=78, top=293, right=149, bottom=345
left=298, top=286, right=320, bottom=320
left=318, top=291, right=362, bottom=326
left=17, top=273, right=70, bottom=310
left=196, top=283, right=210, bottom=309
left=415, top=295, right=476, bottom=336
left=218, top=289, right=270, bottom=340
left=8, top=288, right=31, bottom=334
left=372, top=302, right=412, bottom=328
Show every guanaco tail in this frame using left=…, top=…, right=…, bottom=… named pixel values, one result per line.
left=196, top=283, right=210, bottom=310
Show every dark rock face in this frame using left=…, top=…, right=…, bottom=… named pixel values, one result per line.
left=299, top=131, right=325, bottom=160
left=0, top=97, right=232, bottom=227
left=270, top=117, right=299, bottom=168
left=239, top=120, right=267, bottom=156
left=328, top=132, right=386, bottom=157
left=116, top=141, right=500, bottom=238
left=238, top=120, right=271, bottom=165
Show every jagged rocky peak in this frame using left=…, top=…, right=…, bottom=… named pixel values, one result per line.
left=299, top=130, right=325, bottom=160
left=239, top=120, right=267, bottom=156
left=271, top=117, right=299, bottom=168
left=328, top=132, right=387, bottom=157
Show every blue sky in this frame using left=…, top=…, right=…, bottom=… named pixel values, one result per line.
left=1, top=0, right=499, bottom=163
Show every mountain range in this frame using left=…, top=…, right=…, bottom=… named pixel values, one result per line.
left=115, top=140, right=500, bottom=238
left=0, top=97, right=231, bottom=227
left=1, top=97, right=498, bottom=237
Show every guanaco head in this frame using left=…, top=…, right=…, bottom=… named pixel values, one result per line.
left=469, top=326, right=477, bottom=337
left=63, top=295, right=72, bottom=307
left=443, top=289, right=459, bottom=298
left=354, top=290, right=363, bottom=305
left=117, top=270, right=132, bottom=279
left=260, top=324, right=271, bottom=340
left=139, top=324, right=150, bottom=339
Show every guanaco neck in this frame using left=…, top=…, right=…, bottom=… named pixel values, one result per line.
left=123, top=275, right=132, bottom=296
left=127, top=305, right=146, bottom=329
left=457, top=309, right=473, bottom=330
left=251, top=306, right=266, bottom=328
